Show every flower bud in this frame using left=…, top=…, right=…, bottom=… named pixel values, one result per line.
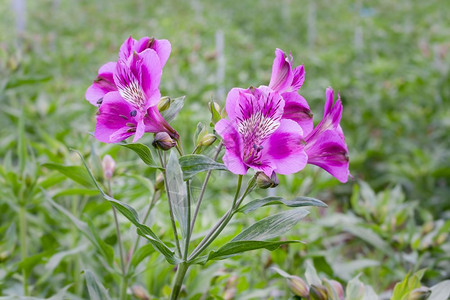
left=309, top=284, right=328, bottom=300
left=155, top=173, right=165, bottom=191
left=152, top=132, right=176, bottom=151
left=200, top=133, right=217, bottom=147
left=329, top=280, right=344, bottom=300
left=288, top=276, right=309, bottom=298
left=157, top=96, right=171, bottom=112
left=407, top=287, right=431, bottom=300
left=435, top=232, right=448, bottom=246
left=132, top=285, right=150, bottom=300
left=256, top=172, right=279, bottom=189
left=102, top=155, right=116, bottom=180
left=209, top=101, right=222, bottom=125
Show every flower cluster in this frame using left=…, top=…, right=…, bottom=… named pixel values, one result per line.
left=86, top=36, right=178, bottom=143
left=215, top=49, right=350, bottom=182
left=86, top=38, right=349, bottom=182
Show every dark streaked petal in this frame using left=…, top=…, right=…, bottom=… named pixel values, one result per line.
left=282, top=91, right=313, bottom=136
left=306, top=130, right=349, bottom=183
left=268, top=48, right=293, bottom=93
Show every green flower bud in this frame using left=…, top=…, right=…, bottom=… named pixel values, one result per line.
left=256, top=172, right=279, bottom=189
left=152, top=132, right=176, bottom=151
left=155, top=173, right=165, bottom=191
left=288, top=276, right=309, bottom=298
left=200, top=133, right=217, bottom=147
left=102, top=155, right=116, bottom=180
left=209, top=101, right=222, bottom=125
left=407, top=287, right=431, bottom=300
left=309, top=284, right=328, bottom=300
left=158, top=96, right=171, bottom=112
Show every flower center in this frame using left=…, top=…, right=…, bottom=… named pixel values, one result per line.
left=237, top=92, right=282, bottom=163
left=117, top=80, right=147, bottom=108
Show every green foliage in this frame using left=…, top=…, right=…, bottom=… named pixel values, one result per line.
left=0, top=0, right=449, bottom=298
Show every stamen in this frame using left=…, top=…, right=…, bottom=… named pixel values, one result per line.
left=130, top=110, right=137, bottom=117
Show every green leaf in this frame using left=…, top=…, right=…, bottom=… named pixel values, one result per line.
left=120, top=143, right=160, bottom=168
left=232, top=208, right=309, bottom=241
left=238, top=196, right=327, bottom=214
left=53, top=188, right=99, bottom=197
left=83, top=269, right=111, bottom=300
left=161, top=96, right=185, bottom=122
left=18, top=108, right=26, bottom=175
left=72, top=150, right=179, bottom=265
left=42, top=163, right=95, bottom=189
left=166, top=151, right=189, bottom=236
left=206, top=240, right=301, bottom=261
left=5, top=75, right=52, bottom=89
left=129, top=244, right=155, bottom=270
left=179, top=154, right=227, bottom=180
left=45, top=194, right=114, bottom=265
left=305, top=260, right=321, bottom=286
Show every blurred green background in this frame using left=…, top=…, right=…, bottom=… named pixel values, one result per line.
left=1, top=0, right=449, bottom=299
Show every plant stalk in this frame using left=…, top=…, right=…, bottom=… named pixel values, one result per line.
left=18, top=203, right=29, bottom=296
left=170, top=262, right=189, bottom=300
left=189, top=142, right=223, bottom=236
left=158, top=150, right=182, bottom=257
left=107, top=180, right=127, bottom=300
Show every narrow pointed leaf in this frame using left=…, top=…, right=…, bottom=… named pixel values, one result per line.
left=232, top=208, right=310, bottom=241
left=166, top=151, right=189, bottom=236
left=42, top=163, right=95, bottom=188
left=179, top=154, right=227, bottom=180
left=72, top=150, right=179, bottom=264
left=238, top=196, right=327, bottom=214
left=84, top=269, right=111, bottom=300
left=120, top=143, right=160, bottom=168
left=207, top=240, right=301, bottom=261
left=129, top=243, right=155, bottom=270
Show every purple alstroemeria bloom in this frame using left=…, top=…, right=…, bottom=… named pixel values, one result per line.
left=215, top=86, right=307, bottom=176
left=268, top=49, right=313, bottom=137
left=85, top=36, right=171, bottom=106
left=94, top=49, right=178, bottom=143
left=304, top=88, right=350, bottom=183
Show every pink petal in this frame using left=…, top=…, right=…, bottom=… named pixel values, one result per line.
left=145, top=106, right=179, bottom=140
left=95, top=92, right=138, bottom=143
left=263, top=119, right=307, bottom=175
left=281, top=91, right=313, bottom=136
left=225, top=88, right=244, bottom=123
left=215, top=119, right=247, bottom=175
left=151, top=39, right=171, bottom=67
left=119, top=36, right=135, bottom=61
left=290, top=64, right=305, bottom=92
left=85, top=62, right=117, bottom=105
left=268, top=49, right=293, bottom=93
left=132, top=120, right=146, bottom=143
left=139, top=49, right=162, bottom=106
left=306, top=130, right=349, bottom=183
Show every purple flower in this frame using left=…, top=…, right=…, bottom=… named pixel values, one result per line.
left=85, top=36, right=171, bottom=106
left=94, top=49, right=178, bottom=143
left=268, top=49, right=313, bottom=137
left=304, top=88, right=350, bottom=183
left=215, top=86, right=307, bottom=176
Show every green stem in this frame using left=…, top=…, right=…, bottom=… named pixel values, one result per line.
left=158, top=150, right=182, bottom=258
left=19, top=203, right=29, bottom=296
left=107, top=181, right=127, bottom=300
left=170, top=262, right=189, bottom=300
left=125, top=190, right=159, bottom=275
left=188, top=175, right=243, bottom=260
left=183, top=181, right=191, bottom=260
left=189, top=143, right=223, bottom=236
